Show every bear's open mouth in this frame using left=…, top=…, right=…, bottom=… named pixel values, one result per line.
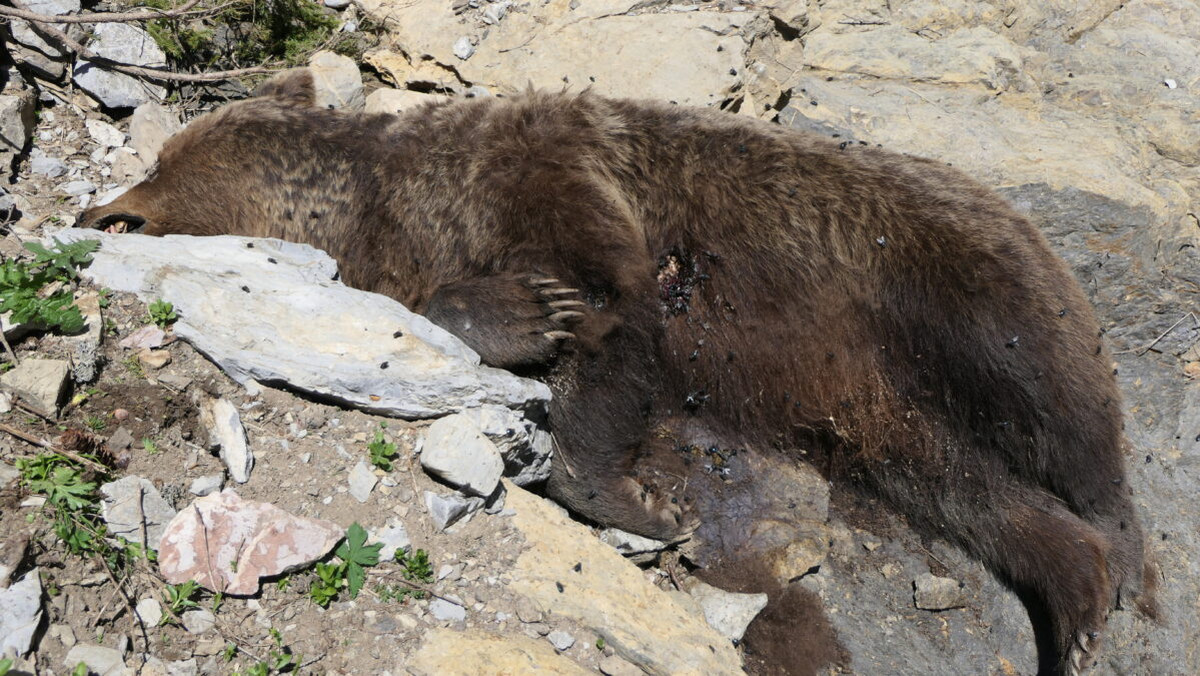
left=90, top=213, right=147, bottom=234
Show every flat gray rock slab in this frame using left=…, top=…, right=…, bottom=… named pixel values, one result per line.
left=64, top=644, right=125, bottom=675
left=73, top=23, right=167, bottom=109
left=0, top=570, right=42, bottom=657
left=99, top=475, right=177, bottom=549
left=0, top=358, right=69, bottom=417
left=420, top=413, right=505, bottom=496
left=52, top=230, right=550, bottom=419
left=688, top=580, right=768, bottom=641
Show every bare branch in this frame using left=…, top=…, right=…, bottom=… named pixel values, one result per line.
left=0, top=0, right=215, bottom=24
left=8, top=0, right=277, bottom=83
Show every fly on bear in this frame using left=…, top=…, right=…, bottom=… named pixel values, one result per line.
left=79, top=69, right=1154, bottom=675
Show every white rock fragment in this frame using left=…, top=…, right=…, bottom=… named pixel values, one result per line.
left=913, top=573, right=966, bottom=611
left=688, top=581, right=768, bottom=641
left=349, top=460, right=378, bottom=503
left=1164, top=78, right=1177, bottom=89
left=547, top=630, right=576, bottom=651
left=0, top=358, right=70, bottom=417
left=429, top=598, right=466, bottom=622
left=599, top=528, right=669, bottom=556
left=188, top=475, right=223, bottom=497
left=202, top=398, right=253, bottom=483
left=62, top=179, right=96, bottom=197
left=181, top=609, right=216, bottom=634
left=421, top=414, right=505, bottom=496
left=0, top=571, right=42, bottom=657
left=99, top=475, right=178, bottom=549
left=51, top=230, right=551, bottom=419
left=453, top=36, right=475, bottom=60
left=85, top=119, right=126, bottom=149
left=64, top=644, right=126, bottom=676
left=308, top=51, right=365, bottom=110
left=158, top=490, right=343, bottom=595
left=368, top=520, right=410, bottom=561
left=129, top=102, right=183, bottom=174
left=457, top=405, right=552, bottom=486
left=135, top=597, right=162, bottom=626
left=74, top=23, right=167, bottom=108
left=423, top=491, right=484, bottom=532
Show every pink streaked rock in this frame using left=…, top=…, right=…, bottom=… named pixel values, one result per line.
left=158, top=490, right=342, bottom=595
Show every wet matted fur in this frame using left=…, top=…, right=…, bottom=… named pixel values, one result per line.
left=80, top=70, right=1153, bottom=675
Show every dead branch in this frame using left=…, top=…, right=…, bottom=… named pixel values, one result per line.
left=0, top=0, right=210, bottom=25
left=8, top=0, right=278, bottom=83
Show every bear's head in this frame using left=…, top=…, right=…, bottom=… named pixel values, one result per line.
left=77, top=69, right=324, bottom=237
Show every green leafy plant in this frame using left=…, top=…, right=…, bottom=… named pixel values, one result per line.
left=84, top=415, right=107, bottom=432
left=0, top=239, right=98, bottom=333
left=162, top=580, right=202, bottom=622
left=122, top=355, right=145, bottom=379
left=375, top=583, right=424, bottom=602
left=308, top=561, right=343, bottom=608
left=307, top=523, right=382, bottom=606
left=0, top=658, right=12, bottom=676
left=142, top=438, right=160, bottom=455
left=224, top=644, right=238, bottom=662
left=97, top=287, right=113, bottom=309
left=397, top=548, right=433, bottom=584
left=148, top=299, right=178, bottom=327
left=367, top=426, right=397, bottom=471
left=71, top=663, right=88, bottom=676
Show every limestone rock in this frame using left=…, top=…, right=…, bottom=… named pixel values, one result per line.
left=135, top=598, right=162, bottom=626
left=547, top=630, right=575, bottom=651
left=363, top=88, right=447, bottom=115
left=505, top=482, right=743, bottom=675
left=85, top=119, right=126, bottom=149
left=188, top=475, right=223, bottom=497
left=0, top=92, right=35, bottom=158
left=598, top=529, right=668, bottom=556
left=359, top=0, right=755, bottom=106
left=913, top=573, right=967, bottom=611
left=0, top=358, right=70, bottom=417
left=99, top=475, right=177, bottom=549
left=128, top=102, right=183, bottom=172
left=429, top=597, right=466, bottom=622
left=420, top=414, right=505, bottom=496
left=804, top=26, right=1030, bottom=91
left=423, top=490, right=484, bottom=532
left=409, top=628, right=592, bottom=675
left=0, top=571, right=41, bottom=657
left=9, top=0, right=79, bottom=57
left=158, top=490, right=343, bottom=595
left=181, top=609, right=215, bottom=634
left=200, top=397, right=253, bottom=484
left=74, top=23, right=167, bottom=109
left=63, top=644, right=125, bottom=676
left=53, top=229, right=551, bottom=418
left=368, top=519, right=410, bottom=561
left=687, top=580, right=768, bottom=641
left=457, top=405, right=552, bottom=486
left=348, top=460, right=378, bottom=502
left=308, top=51, right=365, bottom=110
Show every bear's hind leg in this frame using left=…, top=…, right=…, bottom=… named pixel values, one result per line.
left=866, top=462, right=1113, bottom=675
left=423, top=273, right=586, bottom=369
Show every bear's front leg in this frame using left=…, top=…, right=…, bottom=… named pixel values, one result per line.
left=424, top=273, right=586, bottom=369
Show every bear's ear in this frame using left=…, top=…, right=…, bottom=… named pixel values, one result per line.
left=253, top=69, right=316, bottom=107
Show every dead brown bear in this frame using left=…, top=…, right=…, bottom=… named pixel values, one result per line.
left=80, top=70, right=1150, bottom=675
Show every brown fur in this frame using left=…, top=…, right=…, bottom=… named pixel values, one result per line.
left=80, top=70, right=1150, bottom=674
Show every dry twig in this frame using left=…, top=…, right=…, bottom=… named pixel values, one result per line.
left=0, top=0, right=209, bottom=24
left=8, top=0, right=278, bottom=83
